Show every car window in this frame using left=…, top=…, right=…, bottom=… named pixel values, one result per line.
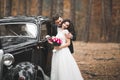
left=40, top=24, right=48, bottom=40
left=0, top=23, right=38, bottom=48
left=0, top=23, right=37, bottom=38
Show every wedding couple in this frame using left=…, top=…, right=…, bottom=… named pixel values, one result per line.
left=47, top=13, right=84, bottom=80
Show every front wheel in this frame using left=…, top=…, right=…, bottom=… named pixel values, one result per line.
left=4, top=62, right=49, bottom=80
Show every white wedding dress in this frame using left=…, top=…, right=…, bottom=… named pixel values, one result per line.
left=50, top=28, right=84, bottom=80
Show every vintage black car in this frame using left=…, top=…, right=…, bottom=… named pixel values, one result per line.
left=0, top=16, right=51, bottom=80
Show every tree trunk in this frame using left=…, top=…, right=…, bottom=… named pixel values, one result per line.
left=38, top=0, right=43, bottom=15
left=5, top=0, right=12, bottom=16
left=50, top=0, right=57, bottom=16
left=57, top=0, right=63, bottom=16
left=17, top=0, right=27, bottom=15
left=24, top=0, right=27, bottom=15
left=11, top=0, right=18, bottom=16
left=70, top=0, right=76, bottom=25
left=0, top=0, right=5, bottom=17
left=26, top=0, right=31, bottom=16
left=101, top=0, right=112, bottom=42
left=83, top=0, right=92, bottom=42
left=105, top=0, right=112, bottom=42
left=0, top=0, right=1, bottom=17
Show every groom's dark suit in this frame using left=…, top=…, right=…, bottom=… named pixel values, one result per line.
left=51, top=24, right=58, bottom=36
left=66, top=22, right=76, bottom=54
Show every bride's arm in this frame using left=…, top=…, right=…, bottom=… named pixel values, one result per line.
left=60, top=38, right=70, bottom=48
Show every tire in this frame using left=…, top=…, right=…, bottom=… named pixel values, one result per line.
left=4, top=62, right=49, bottom=80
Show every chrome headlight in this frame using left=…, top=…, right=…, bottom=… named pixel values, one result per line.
left=3, top=53, right=14, bottom=66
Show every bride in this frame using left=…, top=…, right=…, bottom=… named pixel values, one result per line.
left=50, top=19, right=84, bottom=80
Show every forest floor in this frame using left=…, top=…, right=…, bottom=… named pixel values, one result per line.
left=72, top=41, right=120, bottom=80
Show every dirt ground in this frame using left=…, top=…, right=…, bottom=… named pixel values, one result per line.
left=72, top=41, right=120, bottom=80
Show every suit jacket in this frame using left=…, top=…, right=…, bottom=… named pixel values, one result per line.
left=67, top=23, right=76, bottom=54
left=68, top=32, right=76, bottom=54
left=48, top=23, right=57, bottom=36
left=68, top=39, right=74, bottom=53
left=46, top=21, right=57, bottom=36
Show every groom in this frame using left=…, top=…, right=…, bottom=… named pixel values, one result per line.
left=45, top=14, right=63, bottom=77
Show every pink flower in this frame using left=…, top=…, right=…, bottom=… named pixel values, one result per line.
left=50, top=37, right=62, bottom=46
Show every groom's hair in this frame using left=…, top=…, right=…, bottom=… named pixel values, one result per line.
left=52, top=13, right=61, bottom=23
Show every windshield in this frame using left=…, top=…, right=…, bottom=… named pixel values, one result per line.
left=0, top=23, right=37, bottom=37
left=0, top=23, right=38, bottom=48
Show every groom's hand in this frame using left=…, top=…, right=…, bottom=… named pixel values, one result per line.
left=65, top=33, right=73, bottom=39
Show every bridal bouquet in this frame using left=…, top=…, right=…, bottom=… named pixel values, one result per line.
left=46, top=35, right=62, bottom=53
left=49, top=37, right=62, bottom=53
left=49, top=37, right=62, bottom=46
